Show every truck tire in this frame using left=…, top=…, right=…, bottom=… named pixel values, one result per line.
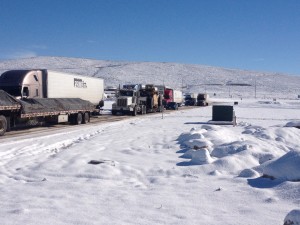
left=112, top=110, right=117, bottom=115
left=70, top=113, right=83, bottom=125
left=0, top=115, right=7, bottom=136
left=76, top=113, right=83, bottom=125
left=82, top=112, right=90, bottom=124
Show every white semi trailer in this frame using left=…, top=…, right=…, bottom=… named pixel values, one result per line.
left=0, top=69, right=104, bottom=107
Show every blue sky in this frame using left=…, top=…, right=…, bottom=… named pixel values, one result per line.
left=0, top=0, right=300, bottom=75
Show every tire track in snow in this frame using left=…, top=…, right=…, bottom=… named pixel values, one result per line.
left=0, top=127, right=109, bottom=183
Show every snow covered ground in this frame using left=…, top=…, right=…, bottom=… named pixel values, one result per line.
left=1, top=98, right=300, bottom=225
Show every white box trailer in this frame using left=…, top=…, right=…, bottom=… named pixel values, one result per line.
left=45, top=71, right=104, bottom=106
left=0, top=70, right=104, bottom=107
left=173, top=90, right=183, bottom=106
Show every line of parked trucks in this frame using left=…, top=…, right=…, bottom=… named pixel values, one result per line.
left=112, top=84, right=184, bottom=115
left=184, top=93, right=210, bottom=106
left=0, top=69, right=209, bottom=136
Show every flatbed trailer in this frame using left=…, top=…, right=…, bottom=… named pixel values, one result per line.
left=0, top=90, right=97, bottom=136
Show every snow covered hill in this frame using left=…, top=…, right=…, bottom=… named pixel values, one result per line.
left=0, top=56, right=300, bottom=99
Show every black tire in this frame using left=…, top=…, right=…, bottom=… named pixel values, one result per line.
left=0, top=115, right=7, bottom=136
left=70, top=113, right=83, bottom=125
left=82, top=112, right=90, bottom=124
left=76, top=113, right=83, bottom=125
left=112, top=110, right=117, bottom=115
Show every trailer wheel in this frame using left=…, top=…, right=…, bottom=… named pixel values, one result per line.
left=82, top=112, right=90, bottom=124
left=70, top=113, right=83, bottom=125
left=0, top=115, right=7, bottom=136
left=76, top=113, right=83, bottom=125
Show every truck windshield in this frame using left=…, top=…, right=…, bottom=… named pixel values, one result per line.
left=0, top=70, right=28, bottom=85
left=139, top=90, right=150, bottom=97
left=0, top=86, right=22, bottom=96
left=0, top=70, right=28, bottom=96
left=119, top=90, right=134, bottom=96
left=197, top=95, right=205, bottom=100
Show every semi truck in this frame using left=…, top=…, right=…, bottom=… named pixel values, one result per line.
left=163, top=87, right=183, bottom=107
left=184, top=93, right=197, bottom=106
left=139, top=84, right=163, bottom=113
left=112, top=84, right=145, bottom=116
left=197, top=93, right=209, bottom=106
left=0, top=70, right=105, bottom=136
left=112, top=84, right=163, bottom=116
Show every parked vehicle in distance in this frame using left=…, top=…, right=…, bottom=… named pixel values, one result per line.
left=197, top=93, right=209, bottom=106
left=104, top=86, right=117, bottom=99
left=165, top=102, right=178, bottom=110
left=112, top=84, right=145, bottom=116
left=112, top=84, right=163, bottom=116
left=139, top=84, right=164, bottom=113
left=184, top=93, right=197, bottom=106
left=163, top=87, right=183, bottom=107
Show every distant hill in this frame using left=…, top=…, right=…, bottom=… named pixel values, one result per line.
left=0, top=56, right=299, bottom=99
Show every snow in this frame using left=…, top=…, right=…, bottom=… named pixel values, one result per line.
left=1, top=98, right=300, bottom=224
left=284, top=210, right=300, bottom=225
left=262, top=150, right=300, bottom=181
left=1, top=56, right=300, bottom=224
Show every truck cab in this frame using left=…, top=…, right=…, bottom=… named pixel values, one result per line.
left=0, top=70, right=44, bottom=99
left=163, top=88, right=173, bottom=105
left=184, top=93, right=197, bottom=106
left=112, top=84, right=144, bottom=115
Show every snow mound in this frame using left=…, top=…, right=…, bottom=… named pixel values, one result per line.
left=262, top=150, right=300, bottom=181
left=184, top=139, right=213, bottom=151
left=284, top=209, right=300, bottom=225
left=178, top=123, right=300, bottom=176
left=285, top=121, right=300, bottom=128
left=238, top=168, right=260, bottom=178
left=211, top=141, right=252, bottom=158
left=190, top=149, right=213, bottom=165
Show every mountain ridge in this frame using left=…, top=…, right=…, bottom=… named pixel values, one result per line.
left=0, top=56, right=299, bottom=99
